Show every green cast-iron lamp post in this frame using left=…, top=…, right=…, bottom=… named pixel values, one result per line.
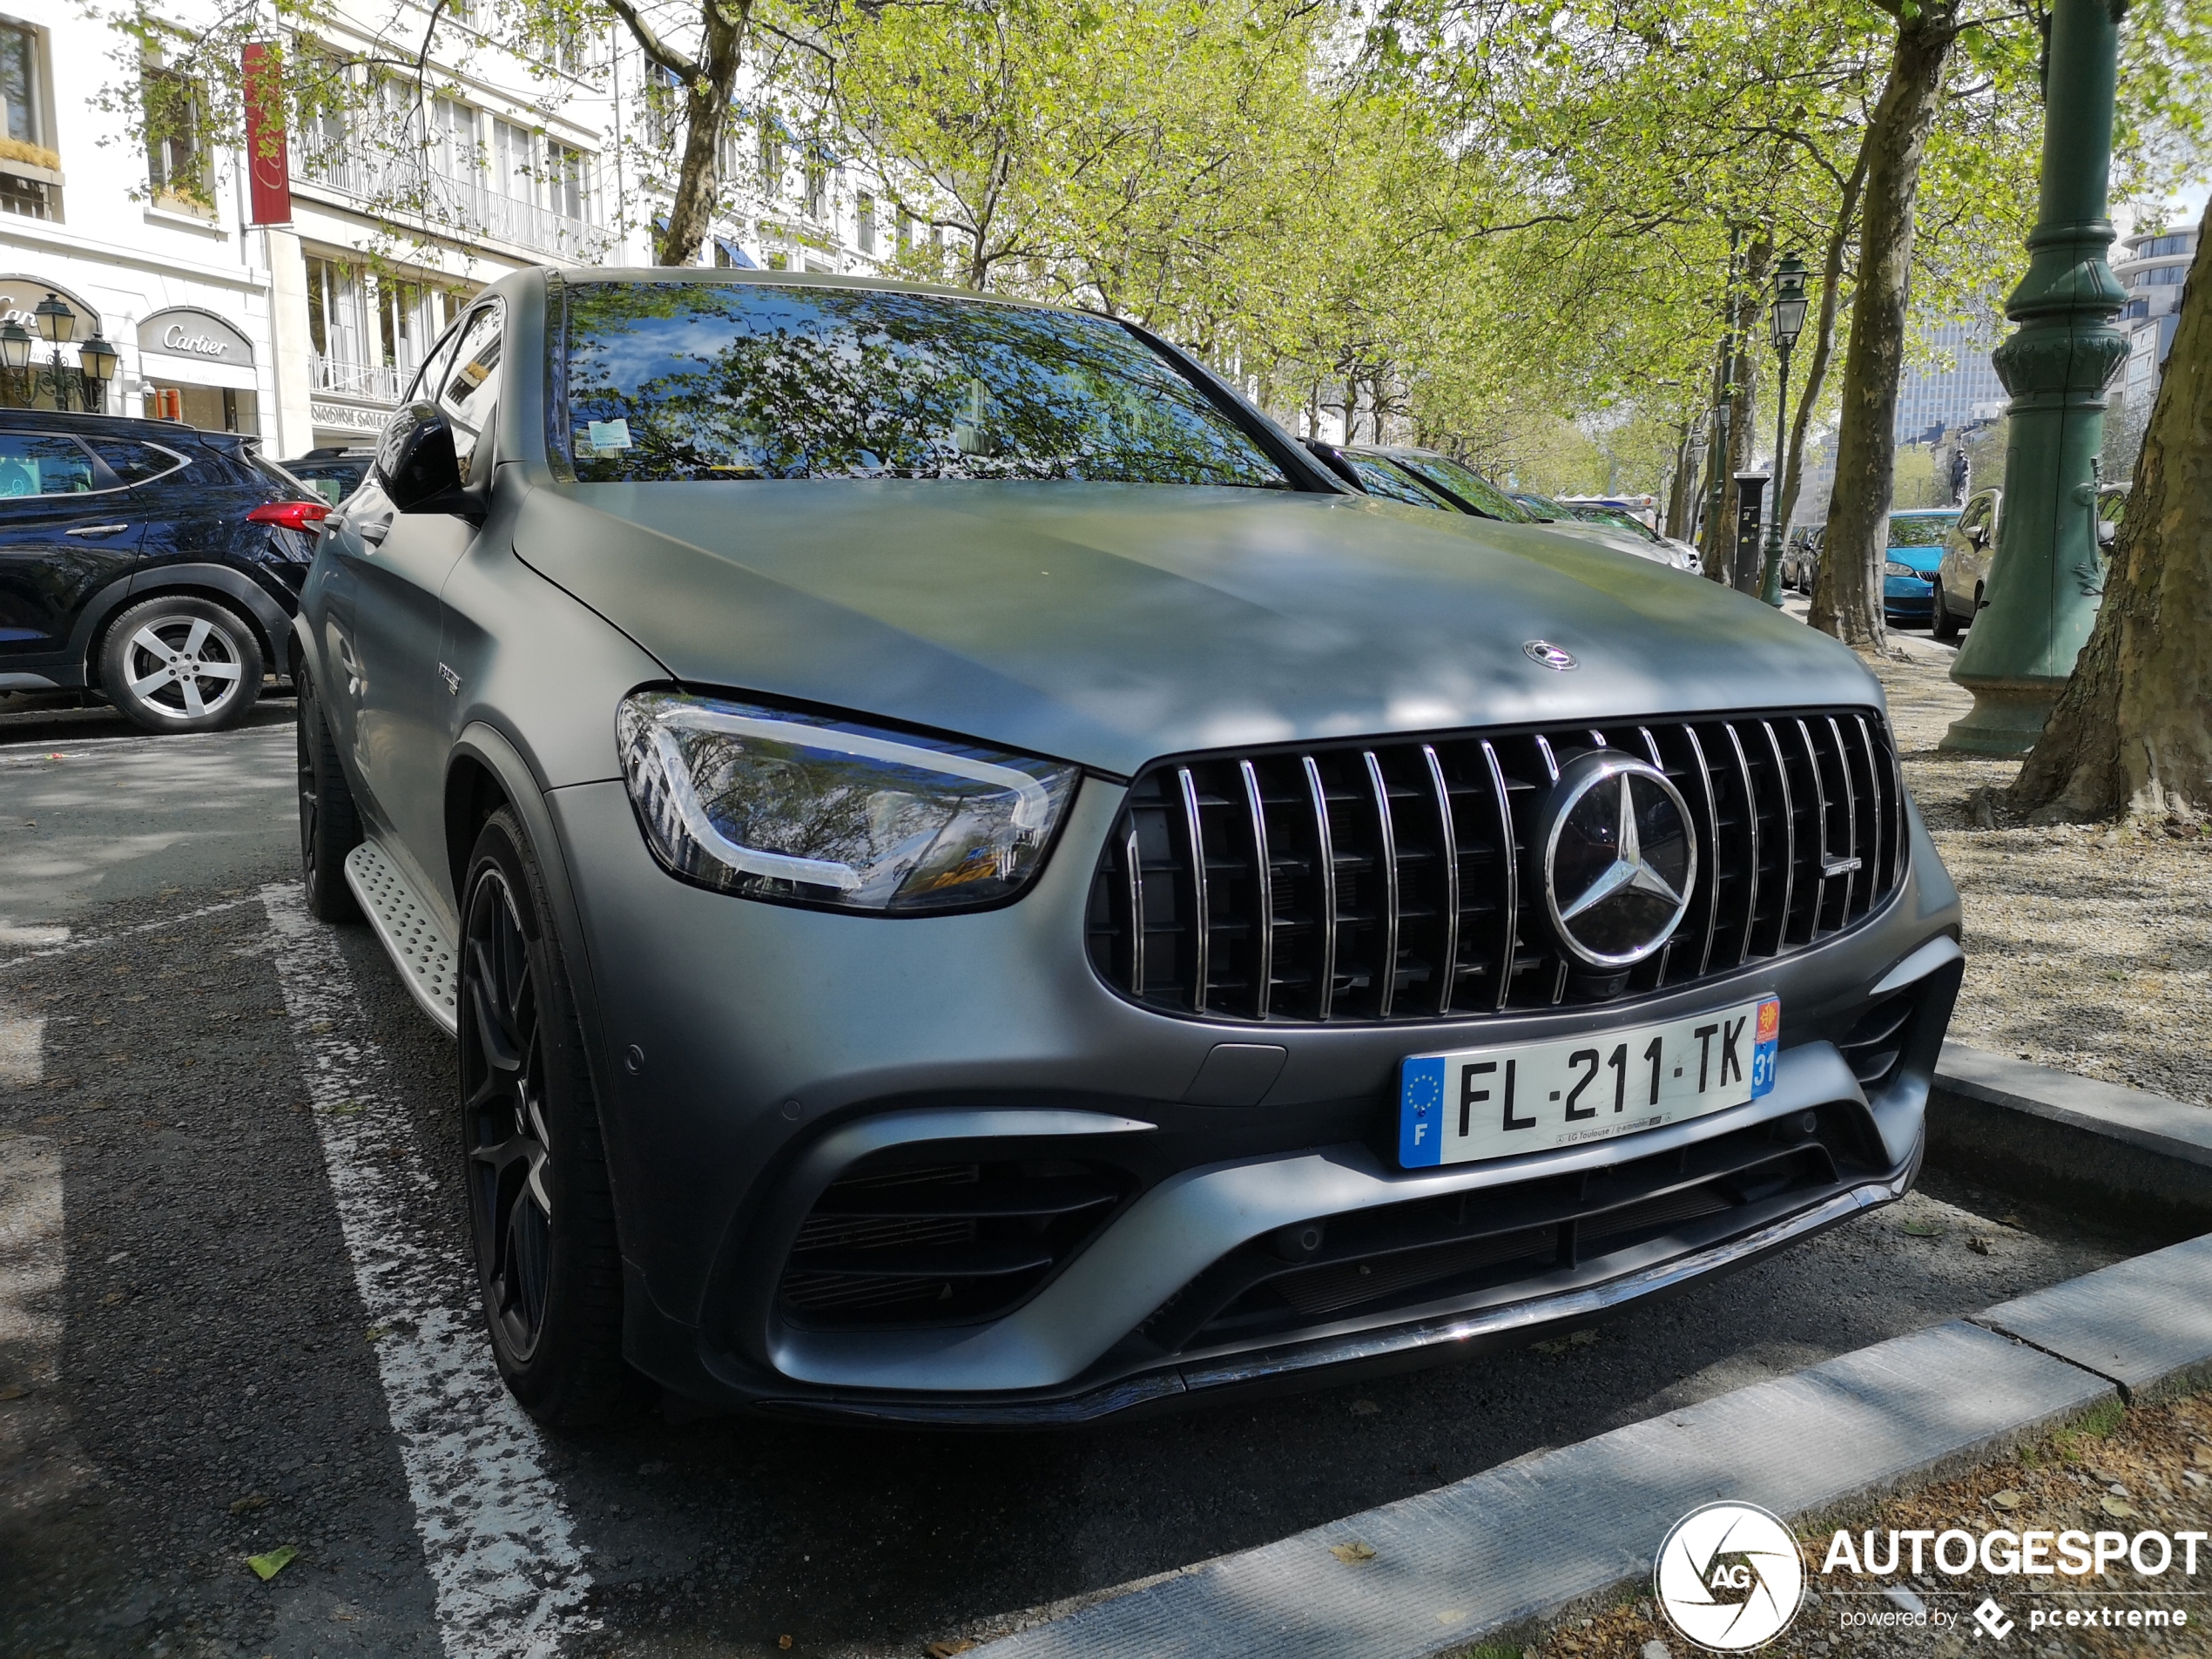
left=1759, top=253, right=1811, bottom=607
left=1943, top=0, right=2129, bottom=754
left=32, top=291, right=74, bottom=413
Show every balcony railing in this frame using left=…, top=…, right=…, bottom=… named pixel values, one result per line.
left=311, top=354, right=403, bottom=403
left=299, top=145, right=602, bottom=261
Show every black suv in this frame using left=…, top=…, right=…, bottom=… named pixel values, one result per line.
left=0, top=408, right=326, bottom=731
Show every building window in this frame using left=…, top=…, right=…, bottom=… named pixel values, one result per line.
left=0, top=20, right=52, bottom=218
left=546, top=140, right=590, bottom=222
left=758, top=115, right=782, bottom=195
left=142, top=62, right=211, bottom=213
left=645, top=64, right=681, bottom=152
left=804, top=158, right=826, bottom=221
left=856, top=192, right=874, bottom=255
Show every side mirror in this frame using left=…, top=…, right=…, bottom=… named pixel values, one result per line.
left=1967, top=523, right=1988, bottom=547
left=374, top=401, right=479, bottom=519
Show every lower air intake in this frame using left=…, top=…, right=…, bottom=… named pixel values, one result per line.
left=776, top=1157, right=1130, bottom=1329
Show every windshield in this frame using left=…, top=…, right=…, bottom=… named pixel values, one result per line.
left=1348, top=455, right=1451, bottom=509
left=1887, top=513, right=1958, bottom=548
left=556, top=280, right=1290, bottom=489
left=1574, top=504, right=1660, bottom=541
left=1511, top=489, right=1573, bottom=521
left=1389, top=453, right=1531, bottom=521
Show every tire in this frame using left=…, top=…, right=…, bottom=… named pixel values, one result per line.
left=99, top=596, right=264, bottom=732
left=460, top=807, right=631, bottom=1426
left=296, top=670, right=363, bottom=922
left=1930, top=579, right=1959, bottom=641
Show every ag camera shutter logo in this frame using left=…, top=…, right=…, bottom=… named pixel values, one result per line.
left=1654, top=1501, right=1806, bottom=1650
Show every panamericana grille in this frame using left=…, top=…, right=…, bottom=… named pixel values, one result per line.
left=1085, top=708, right=1905, bottom=1023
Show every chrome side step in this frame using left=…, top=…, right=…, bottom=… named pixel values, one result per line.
left=343, top=840, right=459, bottom=1036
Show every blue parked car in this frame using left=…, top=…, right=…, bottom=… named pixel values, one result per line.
left=1883, top=510, right=1961, bottom=628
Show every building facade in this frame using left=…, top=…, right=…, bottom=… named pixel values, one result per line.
left=0, top=0, right=883, bottom=456
left=2110, top=223, right=2197, bottom=426
left=1891, top=314, right=2007, bottom=445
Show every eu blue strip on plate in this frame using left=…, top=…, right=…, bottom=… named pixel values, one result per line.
left=1399, top=1055, right=1446, bottom=1168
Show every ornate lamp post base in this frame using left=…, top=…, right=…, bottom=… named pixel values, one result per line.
left=1939, top=677, right=2069, bottom=754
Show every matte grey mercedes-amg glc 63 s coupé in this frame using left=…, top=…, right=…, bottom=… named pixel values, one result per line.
left=293, top=269, right=1962, bottom=1426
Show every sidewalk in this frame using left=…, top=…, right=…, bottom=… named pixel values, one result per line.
left=1873, top=653, right=2212, bottom=1112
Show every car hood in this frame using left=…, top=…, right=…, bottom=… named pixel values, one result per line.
left=1890, top=546, right=1943, bottom=570
left=516, top=480, right=1884, bottom=777
left=1538, top=521, right=1677, bottom=566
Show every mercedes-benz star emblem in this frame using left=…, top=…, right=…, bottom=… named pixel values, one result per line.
left=1541, top=752, right=1697, bottom=967
left=1523, top=640, right=1578, bottom=671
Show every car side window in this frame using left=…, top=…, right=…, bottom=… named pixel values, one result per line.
left=0, top=434, right=101, bottom=498
left=437, top=303, right=505, bottom=473
left=85, top=438, right=185, bottom=486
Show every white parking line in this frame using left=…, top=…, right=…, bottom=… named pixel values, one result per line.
left=0, top=896, right=259, bottom=973
left=260, top=882, right=593, bottom=1657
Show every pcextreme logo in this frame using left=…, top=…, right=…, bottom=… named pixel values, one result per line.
left=1654, top=1502, right=1807, bottom=1650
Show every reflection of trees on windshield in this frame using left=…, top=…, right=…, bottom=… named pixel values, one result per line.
left=559, top=281, right=1287, bottom=488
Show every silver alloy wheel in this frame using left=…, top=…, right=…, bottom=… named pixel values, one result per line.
left=119, top=612, right=248, bottom=722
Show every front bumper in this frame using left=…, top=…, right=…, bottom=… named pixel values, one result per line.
left=550, top=772, right=1963, bottom=1422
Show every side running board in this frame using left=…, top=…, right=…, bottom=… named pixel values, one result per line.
left=343, top=840, right=459, bottom=1036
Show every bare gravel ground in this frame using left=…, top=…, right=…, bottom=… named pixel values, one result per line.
left=1872, top=653, right=2212, bottom=1109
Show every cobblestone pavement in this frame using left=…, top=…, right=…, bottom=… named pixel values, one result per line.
left=1873, top=655, right=2212, bottom=1109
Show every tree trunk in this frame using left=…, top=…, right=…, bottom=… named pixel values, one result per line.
left=1808, top=7, right=1957, bottom=649
left=1698, top=330, right=1735, bottom=583
left=624, top=0, right=749, bottom=267
left=1723, top=235, right=1770, bottom=596
left=2006, top=202, right=2212, bottom=823
left=1664, top=427, right=1696, bottom=541
left=1776, top=147, right=1869, bottom=539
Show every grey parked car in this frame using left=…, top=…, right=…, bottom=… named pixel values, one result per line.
left=296, top=269, right=1962, bottom=1427
left=1933, top=484, right=2127, bottom=639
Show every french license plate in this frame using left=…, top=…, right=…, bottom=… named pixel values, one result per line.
left=1397, top=996, right=1780, bottom=1169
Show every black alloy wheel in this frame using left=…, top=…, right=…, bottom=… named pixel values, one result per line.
left=296, top=671, right=363, bottom=921
left=466, top=862, right=556, bottom=1364
left=459, top=809, right=630, bottom=1424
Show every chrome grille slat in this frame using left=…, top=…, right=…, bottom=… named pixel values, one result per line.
left=1481, top=739, right=1517, bottom=1013
left=1240, top=760, right=1274, bottom=1021
left=1681, top=724, right=1723, bottom=978
left=1726, top=724, right=1761, bottom=964
left=1794, top=719, right=1830, bottom=940
left=1089, top=706, right=1905, bottom=1025
left=1828, top=715, right=1859, bottom=920
left=1177, top=768, right=1209, bottom=1011
left=1422, top=745, right=1459, bottom=1018
left=1761, top=721, right=1797, bottom=953
left=1364, top=752, right=1401, bottom=1018
left=1304, top=755, right=1339, bottom=1021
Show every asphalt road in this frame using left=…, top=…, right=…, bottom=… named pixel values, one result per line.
left=0, top=703, right=2150, bottom=1659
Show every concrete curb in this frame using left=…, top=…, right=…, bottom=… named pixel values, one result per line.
left=974, top=1231, right=2212, bottom=1659
left=1928, top=1041, right=2212, bottom=1235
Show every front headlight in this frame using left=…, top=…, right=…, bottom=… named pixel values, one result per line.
left=617, top=691, right=1080, bottom=913
left=1883, top=561, right=1916, bottom=577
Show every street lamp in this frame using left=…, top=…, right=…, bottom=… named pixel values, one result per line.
left=1757, top=253, right=1811, bottom=607
left=0, top=319, right=28, bottom=408
left=78, top=334, right=118, bottom=414
left=31, top=291, right=72, bottom=410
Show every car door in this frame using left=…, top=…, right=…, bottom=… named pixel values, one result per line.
left=339, top=301, right=503, bottom=914
left=0, top=432, right=142, bottom=675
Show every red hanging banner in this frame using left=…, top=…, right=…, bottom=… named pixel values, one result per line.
left=243, top=42, right=293, bottom=226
